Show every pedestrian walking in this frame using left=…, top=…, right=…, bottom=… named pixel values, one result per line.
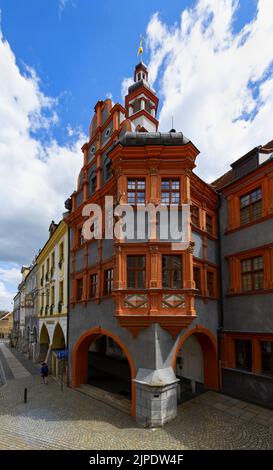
left=41, top=362, right=49, bottom=384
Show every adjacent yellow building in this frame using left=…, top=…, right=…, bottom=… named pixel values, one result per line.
left=0, top=312, right=13, bottom=339
left=37, top=220, right=68, bottom=377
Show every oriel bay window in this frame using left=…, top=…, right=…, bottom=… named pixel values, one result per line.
left=161, top=179, right=180, bottom=205
left=89, top=273, right=98, bottom=298
left=241, top=256, right=264, bottom=292
left=261, top=341, right=273, bottom=375
left=127, top=179, right=145, bottom=205
left=127, top=255, right=146, bottom=288
left=104, top=268, right=113, bottom=295
left=162, top=255, right=182, bottom=289
left=240, top=187, right=262, bottom=225
left=235, top=339, right=252, bottom=371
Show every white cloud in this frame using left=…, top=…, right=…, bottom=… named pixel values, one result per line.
left=106, top=92, right=113, bottom=101
left=0, top=267, right=21, bottom=286
left=0, top=26, right=85, bottom=308
left=121, top=77, right=134, bottom=100
left=0, top=281, right=15, bottom=311
left=146, top=0, right=273, bottom=181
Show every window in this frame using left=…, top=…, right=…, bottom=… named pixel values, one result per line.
left=206, top=214, right=213, bottom=235
left=51, top=252, right=55, bottom=276
left=161, top=179, right=180, bottom=205
left=162, top=255, right=182, bottom=289
left=235, top=339, right=252, bottom=371
left=46, top=289, right=49, bottom=307
left=241, top=256, right=264, bottom=291
left=104, top=269, right=113, bottom=295
left=240, top=187, right=262, bottom=225
left=105, top=161, right=112, bottom=180
left=261, top=341, right=273, bottom=375
left=51, top=285, right=55, bottom=304
left=89, top=273, right=98, bottom=298
left=193, top=266, right=201, bottom=292
left=46, top=258, right=50, bottom=279
left=76, top=278, right=83, bottom=301
left=127, top=255, right=146, bottom=288
left=90, top=175, right=97, bottom=194
left=127, top=179, right=145, bottom=205
left=191, top=205, right=200, bottom=227
left=41, top=265, right=44, bottom=286
left=207, top=271, right=215, bottom=296
left=77, top=227, right=84, bottom=247
left=59, top=242, right=64, bottom=262
left=59, top=281, right=63, bottom=303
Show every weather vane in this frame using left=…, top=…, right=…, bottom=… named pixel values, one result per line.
left=138, top=35, right=144, bottom=62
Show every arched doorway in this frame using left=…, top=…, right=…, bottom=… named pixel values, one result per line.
left=51, top=323, right=66, bottom=378
left=72, top=328, right=136, bottom=416
left=172, top=325, right=219, bottom=402
left=39, top=324, right=50, bottom=362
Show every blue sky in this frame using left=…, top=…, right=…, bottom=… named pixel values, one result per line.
left=0, top=0, right=257, bottom=145
left=0, top=0, right=272, bottom=310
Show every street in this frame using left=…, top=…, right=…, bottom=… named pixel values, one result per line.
left=1, top=341, right=273, bottom=450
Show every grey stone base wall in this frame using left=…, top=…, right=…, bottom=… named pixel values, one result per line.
left=134, top=367, right=179, bottom=427
left=223, top=368, right=273, bottom=409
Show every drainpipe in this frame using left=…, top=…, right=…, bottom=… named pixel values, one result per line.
left=217, top=195, right=224, bottom=392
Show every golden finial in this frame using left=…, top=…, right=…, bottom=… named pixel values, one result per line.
left=138, top=36, right=143, bottom=62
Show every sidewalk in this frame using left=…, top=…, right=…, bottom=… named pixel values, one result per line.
left=0, top=343, right=31, bottom=381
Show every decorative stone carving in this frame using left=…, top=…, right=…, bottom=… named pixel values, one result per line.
left=162, top=294, right=186, bottom=309
left=124, top=294, right=148, bottom=308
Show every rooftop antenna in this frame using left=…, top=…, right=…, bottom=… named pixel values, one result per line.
left=170, top=115, right=176, bottom=133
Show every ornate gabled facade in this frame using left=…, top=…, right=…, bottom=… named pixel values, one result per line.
left=66, top=61, right=219, bottom=427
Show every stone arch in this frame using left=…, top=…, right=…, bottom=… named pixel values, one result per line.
left=72, top=327, right=136, bottom=416
left=39, top=323, right=50, bottom=362
left=52, top=322, right=66, bottom=349
left=172, top=325, right=219, bottom=391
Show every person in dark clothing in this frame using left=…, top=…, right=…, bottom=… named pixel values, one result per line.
left=41, top=362, right=49, bottom=384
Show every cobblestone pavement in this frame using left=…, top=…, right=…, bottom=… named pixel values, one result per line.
left=1, top=344, right=273, bottom=450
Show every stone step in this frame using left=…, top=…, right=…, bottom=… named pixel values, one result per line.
left=77, top=383, right=131, bottom=414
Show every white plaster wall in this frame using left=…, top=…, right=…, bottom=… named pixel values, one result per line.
left=176, top=335, right=204, bottom=383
